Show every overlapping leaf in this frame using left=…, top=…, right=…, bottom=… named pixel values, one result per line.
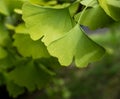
left=0, top=23, right=11, bottom=47
left=98, top=0, right=120, bottom=21
left=80, top=0, right=98, bottom=7
left=48, top=24, right=105, bottom=67
left=4, top=0, right=24, bottom=14
left=75, top=5, right=113, bottom=29
left=0, top=0, right=9, bottom=15
left=29, top=0, right=57, bottom=5
left=7, top=61, right=53, bottom=91
left=15, top=23, right=28, bottom=34
left=13, top=33, right=50, bottom=59
left=0, top=48, right=20, bottom=70
left=69, top=1, right=79, bottom=16
left=0, top=47, right=7, bottom=59
left=6, top=80, right=25, bottom=98
left=22, top=2, right=74, bottom=45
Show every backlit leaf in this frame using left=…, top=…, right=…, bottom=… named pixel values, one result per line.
left=48, top=24, right=105, bottom=67
left=22, top=2, right=74, bottom=45
left=29, top=0, right=57, bottom=5
left=98, top=0, right=120, bottom=21
left=75, top=5, right=113, bottom=29
left=15, top=23, right=28, bottom=34
left=0, top=0, right=9, bottom=15
left=80, top=0, right=98, bottom=7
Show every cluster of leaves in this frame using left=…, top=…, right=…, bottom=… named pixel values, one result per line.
left=41, top=23, right=120, bottom=99
left=0, top=0, right=120, bottom=98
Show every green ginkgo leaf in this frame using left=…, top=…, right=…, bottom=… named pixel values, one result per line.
left=80, top=0, right=98, bottom=7
left=0, top=47, right=7, bottom=59
left=22, top=2, right=74, bottom=45
left=0, top=23, right=11, bottom=47
left=13, top=23, right=50, bottom=59
left=13, top=34, right=50, bottom=59
left=29, top=0, right=57, bottom=5
left=15, top=23, right=28, bottom=34
left=4, top=0, right=24, bottom=14
left=48, top=24, right=105, bottom=67
left=0, top=0, right=9, bottom=15
left=7, top=61, right=52, bottom=91
left=6, top=80, right=25, bottom=98
left=75, top=5, right=113, bottom=29
left=98, top=0, right=120, bottom=21
left=69, top=1, right=79, bottom=16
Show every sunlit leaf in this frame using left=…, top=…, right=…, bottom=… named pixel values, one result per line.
left=29, top=0, right=57, bottom=5
left=80, top=0, right=98, bottom=7
left=15, top=23, right=28, bottom=34
left=48, top=24, right=105, bottom=67
left=98, top=0, right=120, bottom=21
left=14, top=9, right=22, bottom=14
left=0, top=0, right=9, bottom=15
left=22, top=2, right=74, bottom=45
left=75, top=5, right=113, bottom=29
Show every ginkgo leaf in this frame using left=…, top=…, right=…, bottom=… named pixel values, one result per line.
left=0, top=49, right=19, bottom=70
left=6, top=80, right=25, bottom=98
left=22, top=2, right=74, bottom=45
left=15, top=23, right=28, bottom=34
left=98, top=0, right=120, bottom=21
left=69, top=1, right=79, bottom=16
left=75, top=5, right=113, bottom=30
left=7, top=61, right=53, bottom=91
left=0, top=0, right=9, bottom=15
left=14, top=23, right=50, bottom=59
left=0, top=23, right=11, bottom=47
left=29, top=0, right=57, bottom=5
left=13, top=34, right=50, bottom=59
left=0, top=47, right=7, bottom=59
left=80, top=0, right=98, bottom=7
left=48, top=24, right=105, bottom=67
left=4, top=0, right=24, bottom=14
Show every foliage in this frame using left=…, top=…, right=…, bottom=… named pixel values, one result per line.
left=0, top=0, right=120, bottom=98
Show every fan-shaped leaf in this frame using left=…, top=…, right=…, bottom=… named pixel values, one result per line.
left=6, top=81, right=25, bottom=98
left=48, top=24, right=105, bottom=67
left=22, top=2, right=74, bottom=45
left=98, top=0, right=120, bottom=21
left=75, top=5, right=113, bottom=30
left=7, top=61, right=53, bottom=91
left=13, top=34, right=50, bottom=59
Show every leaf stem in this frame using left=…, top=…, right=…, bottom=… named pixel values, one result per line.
left=78, top=0, right=94, bottom=24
